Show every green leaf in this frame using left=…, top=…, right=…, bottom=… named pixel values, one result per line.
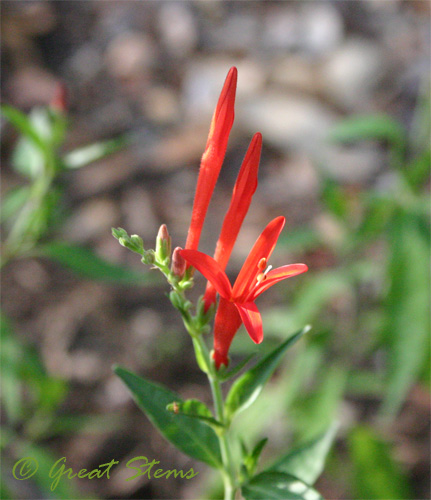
left=225, top=326, right=310, bottom=420
left=269, top=423, right=338, bottom=485
left=381, top=210, right=430, bottom=417
left=328, top=114, right=406, bottom=151
left=0, top=313, right=23, bottom=423
left=243, top=438, right=268, bottom=477
left=349, top=426, right=413, bottom=499
left=321, top=178, right=349, bottom=219
left=11, top=134, right=47, bottom=178
left=218, top=353, right=256, bottom=382
left=242, top=471, right=323, bottom=500
left=0, top=186, right=31, bottom=223
left=292, top=366, right=346, bottom=442
left=166, top=399, right=225, bottom=429
left=1, top=104, right=47, bottom=151
left=62, top=136, right=127, bottom=169
left=9, top=107, right=56, bottom=178
left=36, top=242, right=159, bottom=285
left=114, top=366, right=221, bottom=468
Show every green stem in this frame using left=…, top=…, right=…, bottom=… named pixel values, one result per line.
left=208, top=373, right=236, bottom=500
left=164, top=273, right=237, bottom=498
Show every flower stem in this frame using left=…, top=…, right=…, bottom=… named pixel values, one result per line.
left=208, top=373, right=236, bottom=500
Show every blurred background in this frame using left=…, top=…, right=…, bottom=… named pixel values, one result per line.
left=1, top=1, right=430, bottom=499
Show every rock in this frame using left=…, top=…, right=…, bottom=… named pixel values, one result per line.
left=321, top=38, right=385, bottom=110
left=63, top=197, right=120, bottom=243
left=5, top=67, right=59, bottom=108
left=319, top=143, right=386, bottom=183
left=259, top=154, right=320, bottom=207
left=261, top=5, right=298, bottom=51
left=66, top=45, right=103, bottom=83
left=182, top=59, right=265, bottom=121
left=239, top=92, right=338, bottom=153
left=143, top=85, right=180, bottom=125
left=105, top=32, right=156, bottom=80
left=206, top=11, right=260, bottom=52
left=158, top=2, right=198, bottom=57
left=270, top=57, right=319, bottom=94
left=120, top=186, right=158, bottom=240
left=299, top=2, right=344, bottom=56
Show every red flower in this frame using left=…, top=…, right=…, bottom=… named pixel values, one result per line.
left=185, top=67, right=237, bottom=252
left=203, top=132, right=262, bottom=310
left=181, top=217, right=308, bottom=368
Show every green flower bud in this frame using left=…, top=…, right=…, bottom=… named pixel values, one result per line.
left=155, top=224, right=171, bottom=263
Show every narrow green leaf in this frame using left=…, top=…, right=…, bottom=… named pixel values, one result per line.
left=1, top=104, right=47, bottom=151
left=244, top=438, right=268, bottom=477
left=349, top=426, right=413, bottom=499
left=0, top=313, right=22, bottom=423
left=292, top=366, right=346, bottom=442
left=269, top=423, right=338, bottom=485
left=321, top=178, right=349, bottom=219
left=166, top=399, right=225, bottom=429
left=381, top=211, right=430, bottom=417
left=328, top=114, right=406, bottom=151
left=12, top=134, right=47, bottom=178
left=242, top=471, right=323, bottom=500
left=219, top=353, right=256, bottom=382
left=225, top=326, right=310, bottom=420
left=37, top=242, right=160, bottom=286
left=62, top=136, right=127, bottom=169
left=0, top=186, right=31, bottom=222
left=114, top=366, right=221, bottom=468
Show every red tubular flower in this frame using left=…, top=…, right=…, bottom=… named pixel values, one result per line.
left=185, top=67, right=238, bottom=252
left=181, top=216, right=308, bottom=368
left=203, top=132, right=262, bottom=310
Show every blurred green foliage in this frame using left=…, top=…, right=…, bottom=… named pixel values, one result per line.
left=0, top=99, right=152, bottom=499
left=227, top=103, right=429, bottom=499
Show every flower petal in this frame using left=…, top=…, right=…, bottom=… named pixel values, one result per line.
left=185, top=67, right=237, bottom=252
left=235, top=301, right=263, bottom=344
left=180, top=249, right=232, bottom=299
left=233, top=216, right=285, bottom=300
left=213, top=297, right=242, bottom=368
left=248, top=263, right=308, bottom=301
left=204, top=132, right=262, bottom=308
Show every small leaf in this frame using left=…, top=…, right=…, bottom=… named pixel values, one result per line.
left=62, top=136, right=127, bottom=169
left=328, top=114, right=406, bottom=152
left=1, top=104, right=47, bottom=151
left=114, top=366, right=221, bottom=468
left=166, top=399, right=225, bottom=429
left=269, top=423, right=338, bottom=485
left=225, top=326, right=309, bottom=420
left=349, top=426, right=413, bottom=500
left=242, top=471, right=323, bottom=500
left=0, top=314, right=22, bottom=423
left=243, top=438, right=268, bottom=477
left=0, top=186, right=30, bottom=222
left=36, top=242, right=159, bottom=286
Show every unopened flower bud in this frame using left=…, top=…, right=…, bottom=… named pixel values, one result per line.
left=171, top=247, right=186, bottom=279
left=156, top=224, right=171, bottom=263
left=50, top=82, right=68, bottom=113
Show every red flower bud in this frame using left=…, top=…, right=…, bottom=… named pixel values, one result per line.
left=50, top=82, right=68, bottom=113
left=171, top=247, right=187, bottom=279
